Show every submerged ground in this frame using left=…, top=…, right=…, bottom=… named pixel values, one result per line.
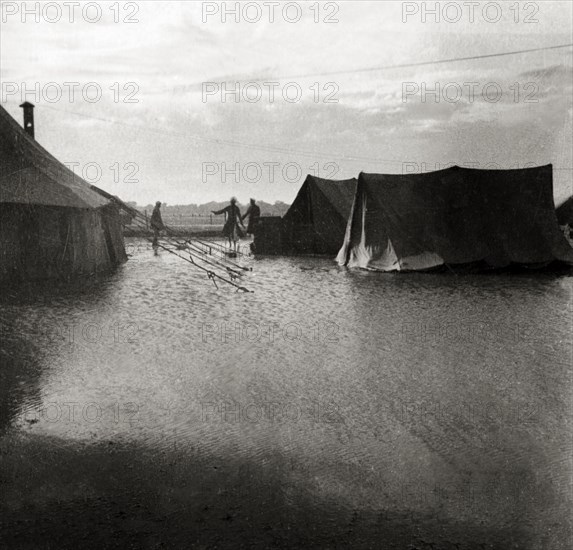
left=0, top=237, right=571, bottom=549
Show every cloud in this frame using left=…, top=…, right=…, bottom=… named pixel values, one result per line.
left=1, top=1, right=571, bottom=204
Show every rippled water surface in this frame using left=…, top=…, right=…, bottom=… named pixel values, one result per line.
left=1, top=237, right=571, bottom=549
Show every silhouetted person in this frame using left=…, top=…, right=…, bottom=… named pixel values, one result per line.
left=242, top=198, right=261, bottom=236
left=150, top=201, right=164, bottom=248
left=212, top=197, right=245, bottom=251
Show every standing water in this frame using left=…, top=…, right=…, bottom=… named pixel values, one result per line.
left=1, top=238, right=571, bottom=549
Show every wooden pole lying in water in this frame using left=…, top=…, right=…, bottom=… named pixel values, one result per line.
left=87, top=186, right=253, bottom=292
left=131, top=216, right=252, bottom=292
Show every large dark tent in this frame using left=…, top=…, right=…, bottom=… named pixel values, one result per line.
left=0, top=104, right=127, bottom=282
left=282, top=175, right=357, bottom=255
left=336, top=165, right=573, bottom=271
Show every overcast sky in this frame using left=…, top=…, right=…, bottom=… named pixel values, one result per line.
left=1, top=1, right=571, bottom=205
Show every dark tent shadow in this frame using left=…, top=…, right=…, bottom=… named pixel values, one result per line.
left=0, top=433, right=535, bottom=550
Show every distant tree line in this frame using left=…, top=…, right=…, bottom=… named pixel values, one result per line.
left=128, top=200, right=290, bottom=218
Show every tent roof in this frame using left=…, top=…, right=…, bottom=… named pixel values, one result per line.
left=308, top=175, right=358, bottom=220
left=0, top=104, right=109, bottom=209
left=281, top=174, right=357, bottom=255
left=283, top=174, right=357, bottom=222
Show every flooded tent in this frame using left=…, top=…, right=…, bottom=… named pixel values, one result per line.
left=337, top=165, right=573, bottom=271
left=0, top=103, right=127, bottom=282
left=556, top=196, right=573, bottom=226
left=281, top=175, right=357, bottom=255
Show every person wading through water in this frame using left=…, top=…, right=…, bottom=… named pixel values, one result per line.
left=150, top=201, right=165, bottom=248
left=241, top=198, right=261, bottom=237
left=212, top=197, right=245, bottom=252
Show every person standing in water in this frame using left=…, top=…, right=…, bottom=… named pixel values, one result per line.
left=241, top=198, right=261, bottom=237
left=212, top=197, right=245, bottom=251
left=150, top=201, right=165, bottom=248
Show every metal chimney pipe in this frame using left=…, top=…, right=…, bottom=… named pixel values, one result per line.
left=19, top=101, right=35, bottom=139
